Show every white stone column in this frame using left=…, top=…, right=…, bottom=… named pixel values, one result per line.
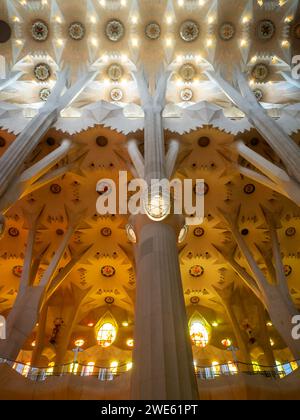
left=166, top=138, right=180, bottom=179
left=0, top=71, right=23, bottom=92
left=206, top=70, right=300, bottom=184
left=0, top=70, right=98, bottom=199
left=131, top=220, right=199, bottom=400
left=130, top=71, right=198, bottom=400
left=227, top=140, right=300, bottom=206
left=127, top=139, right=145, bottom=179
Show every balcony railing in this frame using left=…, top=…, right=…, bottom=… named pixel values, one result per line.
left=0, top=358, right=299, bottom=382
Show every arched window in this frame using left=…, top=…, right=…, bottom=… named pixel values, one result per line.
left=189, top=321, right=209, bottom=348
left=97, top=322, right=117, bottom=348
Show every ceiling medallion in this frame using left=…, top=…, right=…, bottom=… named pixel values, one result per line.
left=68, top=22, right=86, bottom=40
left=50, top=184, right=62, bottom=194
left=253, top=89, right=263, bottom=101
left=251, top=63, right=269, bottom=83
left=101, top=227, right=112, bottom=237
left=180, top=20, right=200, bottom=42
left=190, top=265, right=204, bottom=278
left=39, top=87, right=51, bottom=102
left=101, top=265, right=116, bottom=278
left=8, top=227, right=19, bottom=237
left=180, top=88, right=193, bottom=101
left=110, top=88, right=123, bottom=101
left=34, top=63, right=51, bottom=82
left=46, top=137, right=56, bottom=146
left=145, top=22, right=161, bottom=40
left=12, top=265, right=23, bottom=278
left=190, top=296, right=200, bottom=305
left=96, top=136, right=108, bottom=147
left=0, top=137, right=6, bottom=147
left=219, top=22, right=236, bottom=41
left=198, top=136, right=210, bottom=147
left=294, top=24, right=300, bottom=39
left=284, top=265, right=292, bottom=277
left=105, top=19, right=125, bottom=42
left=105, top=296, right=115, bottom=304
left=107, top=63, right=124, bottom=81
left=285, top=227, right=296, bottom=237
left=179, top=63, right=196, bottom=82
left=194, top=182, right=209, bottom=196
left=244, top=184, right=256, bottom=195
left=194, top=227, right=205, bottom=237
left=31, top=20, right=49, bottom=42
left=0, top=20, right=12, bottom=43
left=257, top=20, right=276, bottom=41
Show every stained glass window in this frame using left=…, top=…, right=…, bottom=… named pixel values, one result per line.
left=189, top=321, right=209, bottom=348
left=97, top=322, right=117, bottom=348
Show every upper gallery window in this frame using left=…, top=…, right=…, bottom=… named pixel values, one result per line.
left=97, top=322, right=117, bottom=348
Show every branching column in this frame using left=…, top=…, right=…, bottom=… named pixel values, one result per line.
left=0, top=70, right=98, bottom=202
left=130, top=71, right=198, bottom=400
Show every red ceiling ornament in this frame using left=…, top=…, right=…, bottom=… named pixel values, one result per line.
left=189, top=265, right=204, bottom=278
left=101, top=266, right=116, bottom=278
left=12, top=266, right=23, bottom=278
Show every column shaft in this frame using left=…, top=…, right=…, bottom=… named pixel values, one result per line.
left=131, top=222, right=199, bottom=400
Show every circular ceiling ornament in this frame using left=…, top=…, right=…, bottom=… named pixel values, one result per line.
left=179, top=20, right=200, bottom=42
left=107, top=63, right=124, bottom=81
left=253, top=89, right=263, bottom=101
left=251, top=63, right=269, bottom=83
left=0, top=20, right=11, bottom=43
left=101, top=265, right=116, bottom=278
left=96, top=136, right=108, bottom=147
left=257, top=19, right=276, bottom=41
left=34, top=63, right=51, bottom=82
left=31, top=20, right=49, bottom=42
left=198, top=136, right=210, bottom=147
left=241, top=228, right=249, bottom=236
left=194, top=227, right=205, bottom=237
left=284, top=265, right=292, bottom=277
left=101, top=227, right=112, bottom=237
left=110, top=88, right=123, bottom=101
left=180, top=88, right=193, bottom=101
left=179, top=63, right=196, bottom=82
left=50, top=184, right=62, bottom=194
left=244, top=184, right=256, bottom=195
left=68, top=22, right=86, bottom=40
left=0, top=137, right=6, bottom=148
left=56, top=229, right=64, bottom=236
left=145, top=22, right=161, bottom=40
left=46, top=137, right=56, bottom=146
left=190, top=296, right=200, bottom=305
left=105, top=296, right=115, bottom=305
left=250, top=137, right=260, bottom=147
left=12, top=265, right=23, bottom=278
left=285, top=227, right=296, bottom=237
left=39, top=87, right=51, bottom=102
left=8, top=227, right=19, bottom=237
left=189, top=265, right=204, bottom=278
left=219, top=22, right=235, bottom=41
left=97, top=181, right=112, bottom=196
left=293, top=23, right=300, bottom=39
left=105, top=19, right=125, bottom=42
left=194, top=182, right=209, bottom=196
